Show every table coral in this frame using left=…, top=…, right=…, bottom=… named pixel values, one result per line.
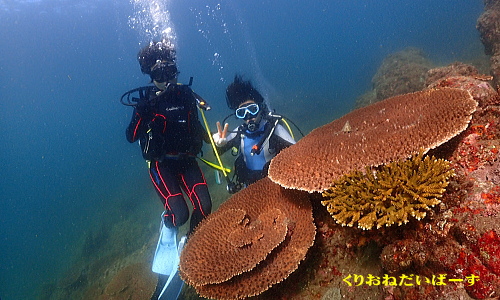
left=179, top=177, right=315, bottom=300
left=269, top=88, right=476, bottom=193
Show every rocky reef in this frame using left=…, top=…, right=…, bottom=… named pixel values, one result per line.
left=355, top=47, right=433, bottom=108
left=477, top=0, right=500, bottom=87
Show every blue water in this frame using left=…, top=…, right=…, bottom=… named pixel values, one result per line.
left=0, top=0, right=484, bottom=299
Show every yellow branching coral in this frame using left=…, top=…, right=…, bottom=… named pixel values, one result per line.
left=321, top=152, right=454, bottom=230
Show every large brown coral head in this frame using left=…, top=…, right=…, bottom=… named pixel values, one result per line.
left=179, top=177, right=315, bottom=299
left=321, top=151, right=455, bottom=230
left=268, top=88, right=476, bottom=192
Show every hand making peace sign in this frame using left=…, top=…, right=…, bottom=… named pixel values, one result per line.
left=214, top=121, right=229, bottom=146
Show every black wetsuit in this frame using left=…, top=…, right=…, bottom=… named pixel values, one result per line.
left=126, top=84, right=211, bottom=232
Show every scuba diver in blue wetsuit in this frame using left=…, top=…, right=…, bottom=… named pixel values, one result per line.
left=122, top=39, right=212, bottom=300
left=213, top=75, right=296, bottom=193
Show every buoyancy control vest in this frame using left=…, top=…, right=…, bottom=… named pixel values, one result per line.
left=138, top=84, right=205, bottom=160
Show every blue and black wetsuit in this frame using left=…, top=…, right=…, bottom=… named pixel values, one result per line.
left=126, top=84, right=212, bottom=232
left=217, top=113, right=296, bottom=188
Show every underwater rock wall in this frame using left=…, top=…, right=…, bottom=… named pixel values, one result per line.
left=477, top=0, right=500, bottom=87
left=355, top=47, right=433, bottom=108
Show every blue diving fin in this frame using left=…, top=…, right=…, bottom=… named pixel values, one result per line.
left=152, top=219, right=179, bottom=276
left=158, top=236, right=187, bottom=300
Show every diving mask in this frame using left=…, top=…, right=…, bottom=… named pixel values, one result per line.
left=235, top=103, right=260, bottom=119
left=150, top=59, right=178, bottom=83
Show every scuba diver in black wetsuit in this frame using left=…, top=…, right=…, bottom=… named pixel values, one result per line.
left=123, top=39, right=212, bottom=300
left=213, top=75, right=296, bottom=193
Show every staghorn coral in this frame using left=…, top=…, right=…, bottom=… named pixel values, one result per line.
left=268, top=88, right=476, bottom=193
left=321, top=152, right=455, bottom=230
left=179, top=177, right=315, bottom=300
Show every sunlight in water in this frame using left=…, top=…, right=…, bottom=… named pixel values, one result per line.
left=129, top=0, right=176, bottom=45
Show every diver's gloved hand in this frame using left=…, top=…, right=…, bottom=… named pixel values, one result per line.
left=213, top=121, right=229, bottom=146
left=135, top=98, right=151, bottom=116
left=213, top=133, right=226, bottom=146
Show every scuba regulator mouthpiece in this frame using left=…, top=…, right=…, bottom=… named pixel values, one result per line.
left=247, top=121, right=258, bottom=132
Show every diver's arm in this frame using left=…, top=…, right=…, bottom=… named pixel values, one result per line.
left=126, top=104, right=152, bottom=143
left=213, top=124, right=239, bottom=154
